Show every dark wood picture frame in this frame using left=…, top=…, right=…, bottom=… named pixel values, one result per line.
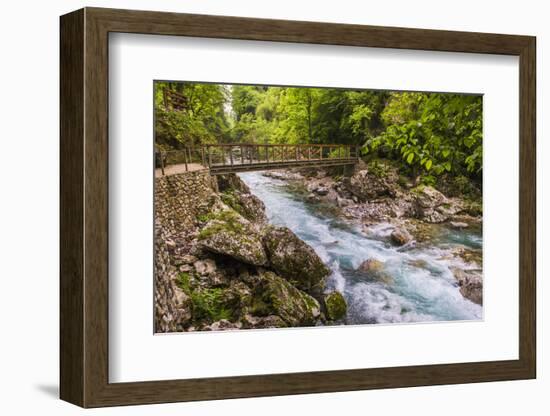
left=60, top=7, right=536, bottom=408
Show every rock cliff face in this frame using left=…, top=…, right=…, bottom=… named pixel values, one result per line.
left=154, top=172, right=346, bottom=332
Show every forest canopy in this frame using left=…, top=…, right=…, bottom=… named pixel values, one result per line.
left=154, top=82, right=482, bottom=183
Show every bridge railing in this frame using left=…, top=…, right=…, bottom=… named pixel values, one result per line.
left=155, top=143, right=360, bottom=175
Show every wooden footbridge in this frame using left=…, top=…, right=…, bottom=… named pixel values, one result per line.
left=156, top=143, right=360, bottom=176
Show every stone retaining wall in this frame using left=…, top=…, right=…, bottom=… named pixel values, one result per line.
left=154, top=169, right=216, bottom=237
left=154, top=170, right=215, bottom=332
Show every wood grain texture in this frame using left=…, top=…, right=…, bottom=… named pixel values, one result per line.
left=59, top=7, right=537, bottom=408
left=59, top=8, right=84, bottom=407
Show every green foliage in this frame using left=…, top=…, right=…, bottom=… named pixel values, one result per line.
left=155, top=80, right=483, bottom=188
left=176, top=272, right=232, bottom=322
left=154, top=81, right=232, bottom=149
left=176, top=272, right=192, bottom=292
left=365, top=92, right=482, bottom=180
left=191, top=288, right=232, bottom=322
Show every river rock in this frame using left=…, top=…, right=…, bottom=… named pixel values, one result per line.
left=193, top=259, right=217, bottom=276
left=344, top=167, right=399, bottom=201
left=263, top=170, right=303, bottom=181
left=413, top=186, right=452, bottom=223
left=222, top=191, right=267, bottom=224
left=313, top=186, right=329, bottom=196
left=172, top=288, right=193, bottom=326
left=451, top=267, right=483, bottom=305
left=356, top=259, right=394, bottom=285
left=450, top=246, right=482, bottom=267
left=390, top=227, right=413, bottom=246
left=307, top=193, right=321, bottom=203
left=262, top=226, right=330, bottom=294
left=450, top=221, right=469, bottom=229
left=217, top=173, right=250, bottom=194
left=241, top=314, right=288, bottom=329
left=253, top=271, right=321, bottom=326
left=175, top=254, right=198, bottom=265
left=198, top=209, right=269, bottom=266
left=358, top=259, right=384, bottom=273
left=203, top=319, right=243, bottom=331
left=217, top=174, right=267, bottom=224
left=324, top=291, right=347, bottom=320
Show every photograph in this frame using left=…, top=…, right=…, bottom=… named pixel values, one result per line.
left=154, top=81, right=483, bottom=333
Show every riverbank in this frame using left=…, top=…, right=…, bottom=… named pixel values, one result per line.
left=154, top=171, right=347, bottom=332
left=154, top=162, right=483, bottom=333
left=259, top=159, right=483, bottom=308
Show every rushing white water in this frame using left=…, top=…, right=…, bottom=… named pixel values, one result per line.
left=239, top=171, right=483, bottom=325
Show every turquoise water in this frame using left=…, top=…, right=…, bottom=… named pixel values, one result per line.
left=240, top=172, right=483, bottom=325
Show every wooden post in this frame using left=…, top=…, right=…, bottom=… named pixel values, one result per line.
left=240, top=145, right=244, bottom=165
left=201, top=146, right=205, bottom=167
left=208, top=146, right=212, bottom=168
left=160, top=151, right=165, bottom=176
left=295, top=146, right=298, bottom=161
left=308, top=146, right=311, bottom=160
left=339, top=146, right=342, bottom=159
left=229, top=146, right=234, bottom=166
left=184, top=149, right=188, bottom=172
left=266, top=145, right=269, bottom=162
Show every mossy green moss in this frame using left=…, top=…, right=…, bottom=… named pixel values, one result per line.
left=176, top=272, right=192, bottom=293
left=220, top=190, right=244, bottom=215
left=190, top=288, right=232, bottom=322
left=197, top=209, right=245, bottom=240
left=258, top=271, right=321, bottom=326
left=177, top=272, right=233, bottom=322
left=324, top=291, right=347, bottom=321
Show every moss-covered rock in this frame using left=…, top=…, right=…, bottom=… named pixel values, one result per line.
left=254, top=271, right=321, bottom=327
left=324, top=291, right=347, bottom=321
left=344, top=162, right=400, bottom=201
left=216, top=174, right=268, bottom=223
left=262, top=226, right=329, bottom=294
left=199, top=209, right=268, bottom=266
left=217, top=173, right=251, bottom=194
left=356, top=259, right=394, bottom=285
left=221, top=190, right=267, bottom=224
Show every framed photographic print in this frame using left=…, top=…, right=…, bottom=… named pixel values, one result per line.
left=60, top=7, right=536, bottom=408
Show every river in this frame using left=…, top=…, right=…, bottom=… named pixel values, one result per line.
left=239, top=171, right=483, bottom=325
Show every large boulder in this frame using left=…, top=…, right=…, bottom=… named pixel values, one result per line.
left=356, top=259, right=394, bottom=285
left=451, top=267, right=483, bottom=305
left=262, top=226, right=330, bottom=294
left=413, top=185, right=459, bottom=223
left=217, top=173, right=250, bottom=194
left=344, top=165, right=399, bottom=202
left=324, top=291, right=347, bottom=321
left=252, top=272, right=321, bottom=327
left=221, top=191, right=267, bottom=224
left=390, top=227, right=413, bottom=246
left=217, top=174, right=267, bottom=224
left=198, top=209, right=268, bottom=266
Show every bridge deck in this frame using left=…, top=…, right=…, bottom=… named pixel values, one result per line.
left=208, top=157, right=357, bottom=175
left=156, top=144, right=360, bottom=176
